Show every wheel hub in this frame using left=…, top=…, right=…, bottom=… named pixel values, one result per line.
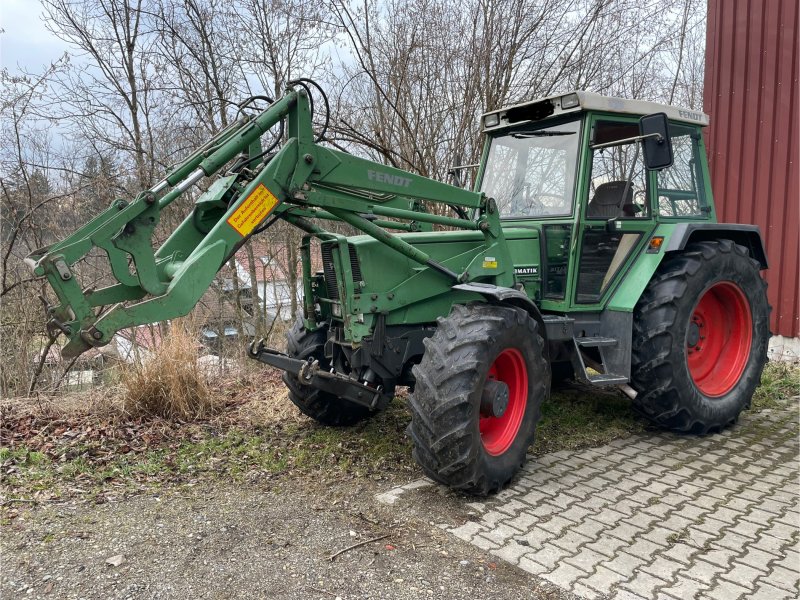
left=481, top=379, right=510, bottom=418
left=687, top=318, right=702, bottom=349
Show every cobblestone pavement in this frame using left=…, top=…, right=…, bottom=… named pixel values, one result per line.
left=378, top=398, right=800, bottom=600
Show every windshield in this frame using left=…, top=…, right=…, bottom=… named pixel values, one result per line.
left=479, top=119, right=581, bottom=218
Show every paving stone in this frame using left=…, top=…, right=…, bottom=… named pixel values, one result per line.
left=727, top=518, right=766, bottom=540
left=718, top=561, right=764, bottom=590
left=690, top=516, right=730, bottom=536
left=572, top=517, right=606, bottom=541
left=542, top=562, right=589, bottom=588
left=640, top=555, right=683, bottom=581
left=738, top=547, right=780, bottom=573
left=470, top=534, right=500, bottom=550
left=659, top=575, right=711, bottom=599
left=768, top=564, right=800, bottom=592
left=600, top=551, right=648, bottom=577
left=622, top=512, right=660, bottom=530
left=698, top=547, right=737, bottom=568
left=589, top=509, right=628, bottom=527
left=548, top=526, right=593, bottom=553
left=491, top=540, right=529, bottom=565
left=641, top=503, right=672, bottom=519
left=749, top=582, right=796, bottom=600
left=504, top=510, right=538, bottom=531
left=563, top=547, right=607, bottom=573
left=581, top=565, right=629, bottom=594
left=661, top=542, right=700, bottom=565
left=755, top=531, right=788, bottom=556
left=497, top=498, right=532, bottom=515
left=539, top=515, right=576, bottom=535
left=519, top=525, right=557, bottom=546
left=395, top=396, right=800, bottom=600
left=743, top=507, right=780, bottom=526
left=482, top=522, right=523, bottom=545
left=523, top=542, right=570, bottom=570
left=682, top=558, right=727, bottom=582
left=572, top=582, right=604, bottom=599
left=640, top=526, right=676, bottom=547
left=517, top=555, right=549, bottom=576
left=704, top=578, right=751, bottom=600
left=605, top=521, right=645, bottom=544
left=585, top=536, right=628, bottom=559
left=620, top=570, right=668, bottom=598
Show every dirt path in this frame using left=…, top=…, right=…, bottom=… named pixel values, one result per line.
left=1, top=478, right=571, bottom=600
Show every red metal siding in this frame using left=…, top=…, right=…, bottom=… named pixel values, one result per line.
left=704, top=0, right=799, bottom=337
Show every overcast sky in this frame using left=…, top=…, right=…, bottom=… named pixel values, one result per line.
left=1, top=0, right=70, bottom=74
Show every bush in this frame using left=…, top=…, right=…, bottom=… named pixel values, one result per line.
left=121, top=322, right=220, bottom=420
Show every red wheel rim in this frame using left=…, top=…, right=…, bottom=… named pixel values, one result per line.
left=480, top=348, right=528, bottom=456
left=686, top=281, right=752, bottom=397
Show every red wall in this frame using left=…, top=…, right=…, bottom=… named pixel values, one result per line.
left=704, top=0, right=799, bottom=337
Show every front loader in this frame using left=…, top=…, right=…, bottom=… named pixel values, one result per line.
left=27, top=82, right=770, bottom=495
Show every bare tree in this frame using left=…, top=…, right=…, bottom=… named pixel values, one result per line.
left=41, top=0, right=164, bottom=191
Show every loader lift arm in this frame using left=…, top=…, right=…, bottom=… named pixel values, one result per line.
left=26, top=84, right=512, bottom=357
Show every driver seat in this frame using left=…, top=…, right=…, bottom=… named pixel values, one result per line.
left=587, top=180, right=636, bottom=218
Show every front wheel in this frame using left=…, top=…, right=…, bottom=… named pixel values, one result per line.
left=631, top=240, right=770, bottom=433
left=409, top=304, right=549, bottom=495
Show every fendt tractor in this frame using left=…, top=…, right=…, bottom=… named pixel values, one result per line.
left=27, top=81, right=770, bottom=495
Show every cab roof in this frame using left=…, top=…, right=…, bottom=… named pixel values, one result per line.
left=482, top=91, right=709, bottom=133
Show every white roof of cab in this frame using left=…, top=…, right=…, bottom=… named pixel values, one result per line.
left=482, top=90, right=709, bottom=132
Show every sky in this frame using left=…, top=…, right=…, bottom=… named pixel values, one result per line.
left=1, top=0, right=71, bottom=74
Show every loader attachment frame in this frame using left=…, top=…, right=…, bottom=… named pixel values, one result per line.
left=26, top=86, right=512, bottom=357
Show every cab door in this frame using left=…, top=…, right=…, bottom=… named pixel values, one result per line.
left=572, top=116, right=656, bottom=307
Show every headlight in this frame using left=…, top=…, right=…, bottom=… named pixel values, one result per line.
left=561, top=93, right=580, bottom=109
left=484, top=113, right=500, bottom=128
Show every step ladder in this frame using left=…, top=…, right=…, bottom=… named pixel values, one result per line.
left=571, top=336, right=628, bottom=386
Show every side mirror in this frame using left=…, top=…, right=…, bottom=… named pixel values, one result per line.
left=639, top=113, right=673, bottom=170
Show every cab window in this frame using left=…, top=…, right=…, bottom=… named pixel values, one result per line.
left=657, top=124, right=707, bottom=217
left=480, top=119, right=580, bottom=218
left=587, top=120, right=650, bottom=220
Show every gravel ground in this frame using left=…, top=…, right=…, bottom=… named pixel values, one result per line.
left=1, top=478, right=572, bottom=599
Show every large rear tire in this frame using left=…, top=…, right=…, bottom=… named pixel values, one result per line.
left=282, top=317, right=374, bottom=426
left=409, top=304, right=549, bottom=495
left=631, top=240, right=769, bottom=433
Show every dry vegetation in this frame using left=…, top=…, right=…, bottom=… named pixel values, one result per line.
left=119, top=323, right=217, bottom=420
left=2, top=362, right=796, bottom=516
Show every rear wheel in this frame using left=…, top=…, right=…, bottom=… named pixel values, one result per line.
left=409, top=304, right=549, bottom=495
left=282, top=317, right=374, bottom=426
left=631, top=240, right=769, bottom=433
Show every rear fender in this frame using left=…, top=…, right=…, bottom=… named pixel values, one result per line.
left=665, top=223, right=768, bottom=268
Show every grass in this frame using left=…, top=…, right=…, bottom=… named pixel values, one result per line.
left=534, top=385, right=647, bottom=455
left=2, top=360, right=797, bottom=506
left=751, top=361, right=800, bottom=410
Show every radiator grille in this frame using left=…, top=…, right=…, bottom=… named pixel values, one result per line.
left=348, top=245, right=363, bottom=282
left=320, top=243, right=363, bottom=301
left=320, top=243, right=339, bottom=300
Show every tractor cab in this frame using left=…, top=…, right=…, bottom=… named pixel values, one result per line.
left=478, top=91, right=713, bottom=311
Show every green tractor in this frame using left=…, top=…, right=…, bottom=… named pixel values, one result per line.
left=26, top=83, right=770, bottom=495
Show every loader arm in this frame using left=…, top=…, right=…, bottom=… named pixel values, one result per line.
left=26, top=86, right=512, bottom=357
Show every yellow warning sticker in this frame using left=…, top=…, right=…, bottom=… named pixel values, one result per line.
left=227, top=184, right=279, bottom=237
left=482, top=256, right=498, bottom=269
